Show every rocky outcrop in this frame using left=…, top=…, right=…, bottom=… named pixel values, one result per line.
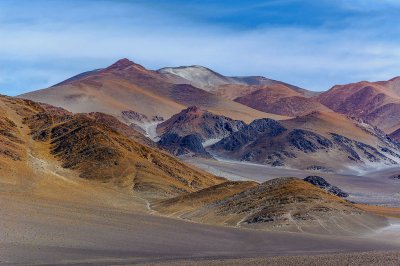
left=212, top=118, right=287, bottom=151
left=157, top=106, right=246, bottom=157
left=158, top=133, right=211, bottom=158
left=331, top=133, right=397, bottom=164
left=157, top=106, right=245, bottom=141
left=390, top=174, right=400, bottom=179
left=210, top=113, right=400, bottom=170
left=287, top=129, right=332, bottom=153
left=304, top=176, right=349, bottom=198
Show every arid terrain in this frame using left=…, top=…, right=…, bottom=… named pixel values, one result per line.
left=1, top=58, right=400, bottom=265
left=5, top=0, right=400, bottom=263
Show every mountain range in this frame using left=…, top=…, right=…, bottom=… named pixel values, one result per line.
left=19, top=58, right=400, bottom=173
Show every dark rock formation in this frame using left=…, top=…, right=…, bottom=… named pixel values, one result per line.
left=212, top=118, right=286, bottom=151
left=157, top=106, right=245, bottom=141
left=306, top=165, right=334, bottom=172
left=331, top=133, right=398, bottom=164
left=390, top=174, right=400, bottom=180
left=158, top=133, right=211, bottom=157
left=304, top=176, right=349, bottom=198
left=287, top=129, right=332, bottom=153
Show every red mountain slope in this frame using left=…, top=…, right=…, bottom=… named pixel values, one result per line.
left=316, top=78, right=400, bottom=134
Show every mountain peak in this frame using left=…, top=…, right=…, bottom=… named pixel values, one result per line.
left=105, top=58, right=138, bottom=70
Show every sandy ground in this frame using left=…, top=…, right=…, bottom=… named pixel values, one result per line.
left=185, top=157, right=400, bottom=206
left=143, top=251, right=400, bottom=266
left=2, top=190, right=400, bottom=265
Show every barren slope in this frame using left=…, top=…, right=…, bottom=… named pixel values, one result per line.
left=316, top=78, right=400, bottom=134
left=231, top=84, right=330, bottom=116
left=0, top=95, right=225, bottom=201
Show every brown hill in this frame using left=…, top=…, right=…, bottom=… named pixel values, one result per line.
left=316, top=78, right=400, bottom=134
left=20, top=59, right=285, bottom=124
left=85, top=112, right=156, bottom=148
left=154, top=177, right=387, bottom=235
left=0, top=95, right=224, bottom=201
left=153, top=181, right=258, bottom=216
left=0, top=105, right=23, bottom=162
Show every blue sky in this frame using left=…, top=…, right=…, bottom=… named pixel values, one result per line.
left=1, top=0, right=400, bottom=95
